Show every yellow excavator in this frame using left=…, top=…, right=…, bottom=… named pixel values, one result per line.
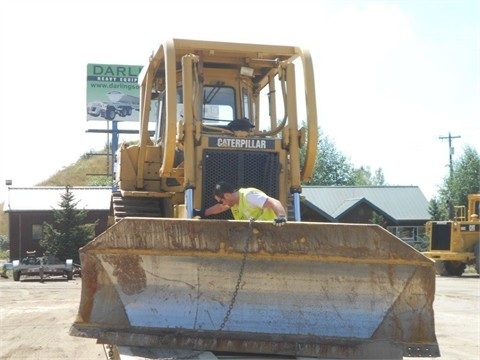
left=70, top=39, right=439, bottom=359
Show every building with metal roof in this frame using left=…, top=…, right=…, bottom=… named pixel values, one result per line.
left=2, top=185, right=430, bottom=261
left=299, top=186, right=431, bottom=247
left=300, top=185, right=430, bottom=224
left=3, top=187, right=111, bottom=261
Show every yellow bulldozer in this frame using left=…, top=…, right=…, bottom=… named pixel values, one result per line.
left=70, top=39, right=439, bottom=359
left=423, top=193, right=480, bottom=276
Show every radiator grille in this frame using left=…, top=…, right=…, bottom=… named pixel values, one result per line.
left=430, top=223, right=452, bottom=250
left=202, top=150, right=280, bottom=219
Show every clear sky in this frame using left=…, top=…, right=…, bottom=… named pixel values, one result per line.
left=0, top=0, right=478, bottom=202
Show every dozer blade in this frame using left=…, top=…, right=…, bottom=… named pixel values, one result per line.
left=70, top=218, right=439, bottom=359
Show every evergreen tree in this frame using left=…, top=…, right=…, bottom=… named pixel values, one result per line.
left=427, top=198, right=447, bottom=220
left=371, top=168, right=386, bottom=186
left=437, top=146, right=480, bottom=218
left=40, top=186, right=97, bottom=263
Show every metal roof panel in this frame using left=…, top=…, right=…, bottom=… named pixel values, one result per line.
left=302, top=186, right=430, bottom=221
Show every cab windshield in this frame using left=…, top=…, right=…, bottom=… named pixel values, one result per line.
left=177, top=85, right=235, bottom=126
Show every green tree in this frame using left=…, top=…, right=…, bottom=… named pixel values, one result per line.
left=350, top=166, right=386, bottom=186
left=437, top=146, right=480, bottom=218
left=0, top=234, right=9, bottom=259
left=40, top=186, right=97, bottom=263
left=0, top=234, right=8, bottom=251
left=308, top=133, right=354, bottom=185
left=302, top=127, right=386, bottom=186
left=428, top=198, right=447, bottom=220
left=370, top=211, right=387, bottom=227
left=349, top=166, right=371, bottom=185
left=371, top=168, right=386, bottom=186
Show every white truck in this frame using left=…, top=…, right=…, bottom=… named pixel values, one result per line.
left=87, top=91, right=139, bottom=120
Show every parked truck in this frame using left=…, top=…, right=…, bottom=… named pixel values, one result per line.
left=423, top=194, right=480, bottom=276
left=70, top=39, right=439, bottom=359
left=87, top=91, right=139, bottom=120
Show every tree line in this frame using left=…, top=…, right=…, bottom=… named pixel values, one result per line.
left=302, top=128, right=479, bottom=219
left=41, top=131, right=479, bottom=262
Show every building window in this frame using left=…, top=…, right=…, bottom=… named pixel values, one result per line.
left=32, top=224, right=43, bottom=241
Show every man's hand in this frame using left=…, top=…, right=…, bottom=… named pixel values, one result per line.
left=192, top=209, right=204, bottom=218
left=274, top=215, right=287, bottom=227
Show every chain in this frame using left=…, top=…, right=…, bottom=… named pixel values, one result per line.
left=106, top=219, right=255, bottom=360
left=218, top=218, right=254, bottom=331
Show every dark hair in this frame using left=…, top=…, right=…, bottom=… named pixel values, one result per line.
left=213, top=181, right=236, bottom=198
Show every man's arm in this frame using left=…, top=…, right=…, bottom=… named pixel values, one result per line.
left=263, top=197, right=287, bottom=217
left=204, top=203, right=230, bottom=217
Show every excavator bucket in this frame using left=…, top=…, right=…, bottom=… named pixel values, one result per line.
left=70, top=218, right=439, bottom=359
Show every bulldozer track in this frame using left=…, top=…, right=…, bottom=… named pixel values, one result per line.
left=112, top=191, right=164, bottom=222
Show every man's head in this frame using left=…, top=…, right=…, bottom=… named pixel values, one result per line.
left=213, top=181, right=236, bottom=206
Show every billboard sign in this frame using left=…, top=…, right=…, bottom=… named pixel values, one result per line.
left=86, top=64, right=143, bottom=122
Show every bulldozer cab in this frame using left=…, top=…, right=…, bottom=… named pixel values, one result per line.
left=115, top=39, right=317, bottom=220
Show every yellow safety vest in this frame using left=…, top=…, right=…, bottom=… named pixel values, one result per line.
left=230, top=188, right=277, bottom=221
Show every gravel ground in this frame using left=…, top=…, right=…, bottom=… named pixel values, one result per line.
left=0, top=275, right=104, bottom=359
left=0, top=269, right=478, bottom=360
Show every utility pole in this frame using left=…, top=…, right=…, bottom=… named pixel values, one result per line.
left=439, top=132, right=461, bottom=219
left=439, top=132, right=461, bottom=178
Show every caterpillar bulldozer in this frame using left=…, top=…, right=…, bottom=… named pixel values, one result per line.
left=423, top=194, right=480, bottom=276
left=70, top=39, right=439, bottom=359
